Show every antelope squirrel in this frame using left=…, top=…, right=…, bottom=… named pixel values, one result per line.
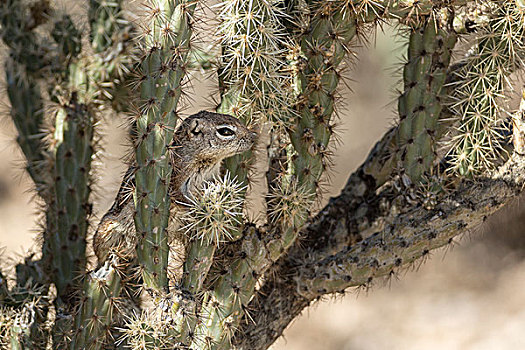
left=93, top=111, right=257, bottom=263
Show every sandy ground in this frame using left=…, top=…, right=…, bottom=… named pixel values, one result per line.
left=1, top=19, right=525, bottom=350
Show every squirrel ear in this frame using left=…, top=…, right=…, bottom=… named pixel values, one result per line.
left=188, top=118, right=202, bottom=135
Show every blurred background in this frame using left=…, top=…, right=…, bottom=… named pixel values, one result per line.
left=1, top=12, right=525, bottom=350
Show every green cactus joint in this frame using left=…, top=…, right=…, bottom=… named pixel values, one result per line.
left=70, top=257, right=123, bottom=349
left=133, top=0, right=197, bottom=293
left=52, top=94, right=94, bottom=302
left=5, top=60, right=47, bottom=189
left=216, top=0, right=294, bottom=185
left=174, top=174, right=244, bottom=343
left=396, top=16, right=457, bottom=183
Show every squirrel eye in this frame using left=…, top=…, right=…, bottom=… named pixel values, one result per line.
left=217, top=127, right=235, bottom=137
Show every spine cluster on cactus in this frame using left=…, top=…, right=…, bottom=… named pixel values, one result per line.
left=216, top=0, right=294, bottom=183
left=181, top=173, right=245, bottom=245
left=122, top=307, right=179, bottom=350
left=445, top=1, right=525, bottom=176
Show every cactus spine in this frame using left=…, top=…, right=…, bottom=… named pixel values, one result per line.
left=133, top=0, right=197, bottom=293
left=396, top=16, right=457, bottom=182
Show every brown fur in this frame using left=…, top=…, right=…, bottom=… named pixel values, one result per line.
left=93, top=111, right=257, bottom=264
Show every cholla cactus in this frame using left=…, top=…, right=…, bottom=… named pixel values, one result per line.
left=216, top=0, right=295, bottom=206
left=3, top=1, right=525, bottom=350
left=446, top=1, right=525, bottom=176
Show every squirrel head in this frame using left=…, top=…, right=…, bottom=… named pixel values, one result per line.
left=171, top=111, right=257, bottom=165
left=169, top=111, right=257, bottom=200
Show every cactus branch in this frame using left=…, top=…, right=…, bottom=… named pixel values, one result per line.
left=51, top=64, right=94, bottom=304
left=396, top=15, right=457, bottom=182
left=4, top=59, right=48, bottom=193
left=133, top=0, right=197, bottom=293
left=70, top=256, right=123, bottom=350
left=176, top=174, right=244, bottom=343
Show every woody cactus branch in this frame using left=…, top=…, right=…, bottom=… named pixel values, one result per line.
left=235, top=133, right=525, bottom=350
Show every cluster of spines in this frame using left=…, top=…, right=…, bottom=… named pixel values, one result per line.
left=0, top=265, right=49, bottom=350
left=132, top=0, right=197, bottom=293
left=396, top=15, right=457, bottom=183
left=180, top=173, right=245, bottom=245
left=89, top=0, right=127, bottom=54
left=216, top=0, right=294, bottom=183
left=122, top=308, right=180, bottom=350
left=445, top=1, right=525, bottom=176
left=175, top=174, right=244, bottom=344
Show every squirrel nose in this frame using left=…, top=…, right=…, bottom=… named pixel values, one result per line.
left=249, top=131, right=258, bottom=142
